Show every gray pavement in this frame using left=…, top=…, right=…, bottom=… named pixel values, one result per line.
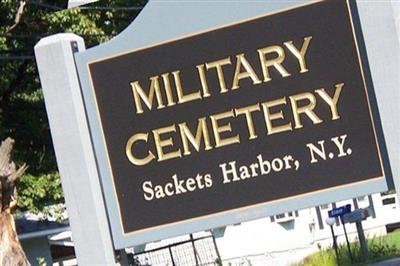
left=368, top=257, right=400, bottom=266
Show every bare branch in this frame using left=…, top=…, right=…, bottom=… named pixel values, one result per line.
left=2, top=164, right=27, bottom=211
left=0, top=139, right=28, bottom=212
left=6, top=0, right=27, bottom=33
left=0, top=138, right=14, bottom=175
left=9, top=164, right=27, bottom=185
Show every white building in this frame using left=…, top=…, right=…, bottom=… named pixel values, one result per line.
left=20, top=192, right=399, bottom=265
left=130, top=192, right=400, bottom=266
left=213, top=192, right=400, bottom=265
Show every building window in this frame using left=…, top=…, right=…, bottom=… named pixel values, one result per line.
left=315, top=207, right=324, bottom=230
left=382, top=197, right=396, bottom=205
left=357, top=196, right=367, bottom=202
left=368, top=195, right=376, bottom=218
left=320, top=204, right=330, bottom=210
left=272, top=212, right=296, bottom=223
left=276, top=213, right=285, bottom=219
left=353, top=198, right=359, bottom=209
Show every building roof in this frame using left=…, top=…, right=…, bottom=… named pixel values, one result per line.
left=16, top=217, right=70, bottom=240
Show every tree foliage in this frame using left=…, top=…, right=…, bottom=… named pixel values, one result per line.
left=0, top=0, right=146, bottom=214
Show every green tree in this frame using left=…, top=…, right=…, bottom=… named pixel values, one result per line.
left=0, top=0, right=146, bottom=217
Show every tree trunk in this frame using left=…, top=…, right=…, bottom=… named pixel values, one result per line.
left=0, top=138, right=30, bottom=266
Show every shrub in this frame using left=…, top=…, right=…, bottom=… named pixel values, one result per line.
left=296, top=231, right=400, bottom=266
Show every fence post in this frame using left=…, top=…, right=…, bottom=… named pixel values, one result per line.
left=190, top=234, right=200, bottom=266
left=211, top=233, right=222, bottom=265
left=168, top=246, right=176, bottom=266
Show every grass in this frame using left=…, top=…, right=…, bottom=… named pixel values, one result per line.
left=381, top=230, right=400, bottom=249
left=295, top=230, right=400, bottom=266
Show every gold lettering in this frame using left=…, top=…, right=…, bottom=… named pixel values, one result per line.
left=315, top=83, right=344, bottom=120
left=126, top=133, right=155, bottom=166
left=284, top=36, right=313, bottom=73
left=257, top=46, right=291, bottom=82
left=235, top=104, right=260, bottom=140
left=172, top=70, right=202, bottom=104
left=153, top=125, right=182, bottom=162
left=210, top=110, right=240, bottom=148
left=289, top=92, right=323, bottom=129
left=206, top=57, right=232, bottom=93
left=130, top=76, right=165, bottom=114
left=179, top=118, right=213, bottom=155
left=261, top=97, right=293, bottom=135
left=161, top=73, right=176, bottom=107
left=196, top=64, right=211, bottom=98
left=231, top=53, right=262, bottom=90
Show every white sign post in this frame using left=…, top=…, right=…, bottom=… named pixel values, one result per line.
left=35, top=34, right=123, bottom=265
left=68, top=0, right=98, bottom=9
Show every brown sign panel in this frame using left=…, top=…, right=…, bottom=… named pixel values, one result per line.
left=87, top=0, right=390, bottom=235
